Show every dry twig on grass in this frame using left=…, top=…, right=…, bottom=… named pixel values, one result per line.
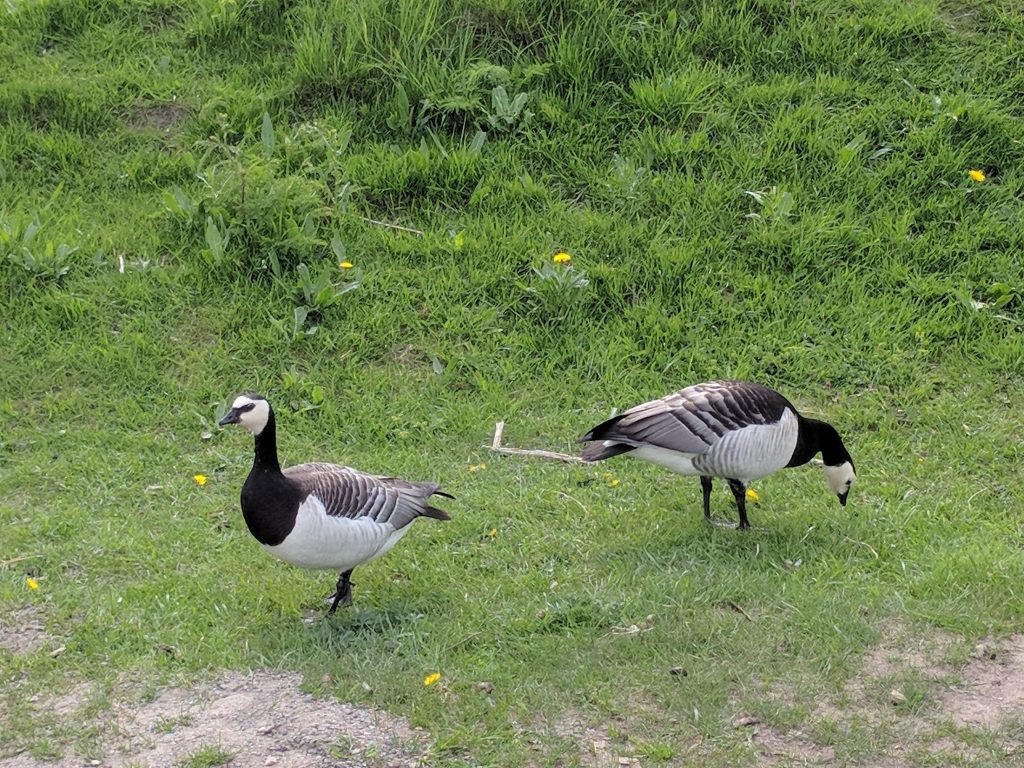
left=487, top=420, right=587, bottom=464
left=354, top=215, right=424, bottom=237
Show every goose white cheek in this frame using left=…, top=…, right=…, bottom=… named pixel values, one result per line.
left=824, top=461, right=855, bottom=496
left=234, top=398, right=270, bottom=435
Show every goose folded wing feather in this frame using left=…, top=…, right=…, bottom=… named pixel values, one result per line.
left=283, top=463, right=444, bottom=530
left=615, top=406, right=718, bottom=454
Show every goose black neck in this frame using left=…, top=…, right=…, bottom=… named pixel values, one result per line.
left=252, top=408, right=282, bottom=472
left=788, top=417, right=851, bottom=468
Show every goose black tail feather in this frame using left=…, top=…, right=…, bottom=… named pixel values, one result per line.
left=580, top=441, right=636, bottom=463
left=419, top=486, right=453, bottom=521
left=579, top=412, right=627, bottom=444
left=421, top=504, right=452, bottom=521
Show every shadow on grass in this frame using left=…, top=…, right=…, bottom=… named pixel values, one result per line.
left=305, top=602, right=428, bottom=646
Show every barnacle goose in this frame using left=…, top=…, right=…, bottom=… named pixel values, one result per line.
left=580, top=380, right=855, bottom=529
left=218, top=394, right=451, bottom=613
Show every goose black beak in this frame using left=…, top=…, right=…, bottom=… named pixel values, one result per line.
left=837, top=491, right=849, bottom=507
left=218, top=409, right=241, bottom=427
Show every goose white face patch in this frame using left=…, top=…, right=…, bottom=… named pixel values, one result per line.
left=824, top=461, right=856, bottom=496
left=232, top=395, right=271, bottom=436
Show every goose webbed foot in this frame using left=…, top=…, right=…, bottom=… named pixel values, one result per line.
left=327, top=569, right=355, bottom=614
left=700, top=476, right=713, bottom=522
left=705, top=516, right=741, bottom=529
left=700, top=476, right=748, bottom=529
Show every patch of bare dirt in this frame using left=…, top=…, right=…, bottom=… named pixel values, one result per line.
left=127, top=103, right=188, bottom=134
left=734, top=630, right=1024, bottom=766
left=813, top=626, right=956, bottom=728
left=748, top=723, right=835, bottom=766
left=857, top=626, right=954, bottom=682
left=0, top=607, right=50, bottom=656
left=544, top=710, right=640, bottom=768
left=0, top=671, right=427, bottom=768
left=940, top=636, right=1024, bottom=729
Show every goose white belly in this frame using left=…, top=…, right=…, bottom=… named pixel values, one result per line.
left=630, top=445, right=702, bottom=475
left=264, top=496, right=409, bottom=571
left=628, top=410, right=799, bottom=482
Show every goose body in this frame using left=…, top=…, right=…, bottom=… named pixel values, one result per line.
left=580, top=380, right=855, bottom=528
left=219, top=395, right=451, bottom=612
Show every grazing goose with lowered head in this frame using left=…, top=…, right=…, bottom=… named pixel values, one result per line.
left=580, top=380, right=855, bottom=529
left=218, top=394, right=452, bottom=613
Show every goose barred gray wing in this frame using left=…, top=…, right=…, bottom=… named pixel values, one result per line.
left=283, top=463, right=450, bottom=529
left=583, top=380, right=793, bottom=454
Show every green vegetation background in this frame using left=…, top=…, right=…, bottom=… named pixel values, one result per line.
left=1, top=0, right=1023, bottom=765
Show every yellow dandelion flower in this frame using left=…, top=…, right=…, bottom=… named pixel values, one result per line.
left=745, top=488, right=760, bottom=502
left=339, top=261, right=354, bottom=269
left=968, top=169, right=986, bottom=183
left=26, top=577, right=39, bottom=590
left=193, top=474, right=207, bottom=487
left=468, top=463, right=486, bottom=472
left=488, top=528, right=497, bottom=538
left=552, top=251, right=572, bottom=264
left=423, top=672, right=441, bottom=686
left=609, top=478, right=620, bottom=488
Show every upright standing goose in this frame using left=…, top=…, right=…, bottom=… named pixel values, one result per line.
left=579, top=380, right=855, bottom=529
left=218, top=394, right=452, bottom=613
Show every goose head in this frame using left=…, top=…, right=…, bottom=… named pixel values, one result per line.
left=823, top=460, right=856, bottom=506
left=218, top=394, right=271, bottom=436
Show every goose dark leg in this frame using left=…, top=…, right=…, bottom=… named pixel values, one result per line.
left=727, top=479, right=750, bottom=530
left=700, top=476, right=713, bottom=521
left=327, top=569, right=355, bottom=614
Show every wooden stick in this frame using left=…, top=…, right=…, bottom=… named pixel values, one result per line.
left=0, top=555, right=33, bottom=567
left=488, top=421, right=587, bottom=464
left=490, top=445, right=587, bottom=464
left=355, top=215, right=424, bottom=237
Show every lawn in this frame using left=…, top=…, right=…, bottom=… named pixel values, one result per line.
left=2, top=0, right=1023, bottom=765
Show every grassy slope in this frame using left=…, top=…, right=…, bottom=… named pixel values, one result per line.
left=1, top=0, right=1023, bottom=764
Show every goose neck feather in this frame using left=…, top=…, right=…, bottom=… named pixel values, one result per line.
left=241, top=405, right=306, bottom=546
left=788, top=417, right=853, bottom=469
left=252, top=407, right=282, bottom=472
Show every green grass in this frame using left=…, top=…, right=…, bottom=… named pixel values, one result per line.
left=178, top=745, right=233, bottom=768
left=2, top=0, right=1024, bottom=765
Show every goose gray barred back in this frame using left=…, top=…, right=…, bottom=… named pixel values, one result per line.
left=218, top=394, right=451, bottom=613
left=580, top=380, right=855, bottom=529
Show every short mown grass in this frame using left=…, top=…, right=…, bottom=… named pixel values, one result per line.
left=2, top=0, right=1023, bottom=765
